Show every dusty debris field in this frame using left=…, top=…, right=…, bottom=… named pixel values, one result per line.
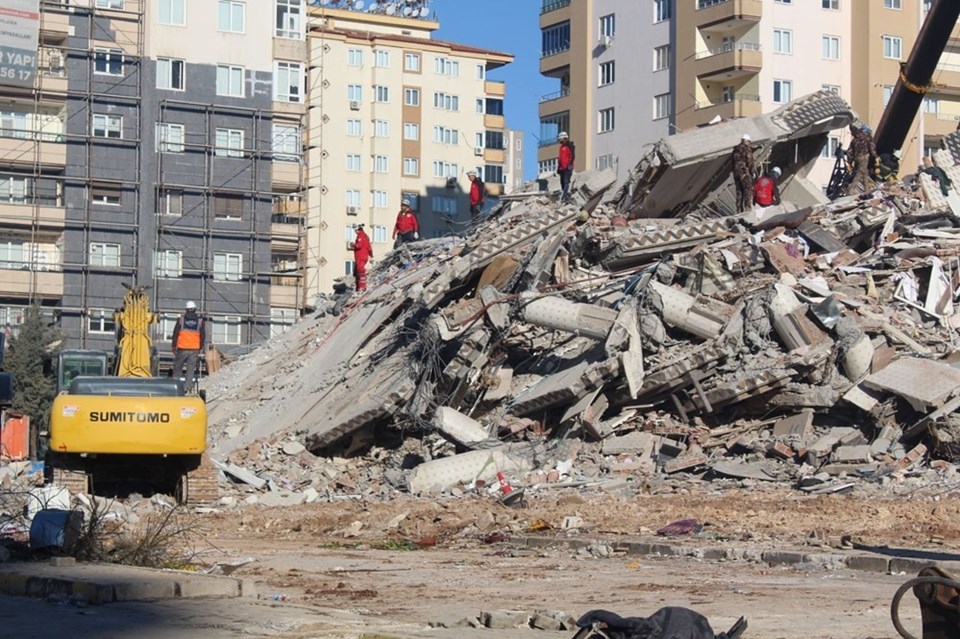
left=192, top=491, right=958, bottom=639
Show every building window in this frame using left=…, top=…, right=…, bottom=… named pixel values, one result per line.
left=373, top=85, right=390, bottom=103
left=0, top=175, right=28, bottom=204
left=156, top=57, right=185, bottom=90
left=403, top=157, right=419, bottom=176
left=820, top=136, right=840, bottom=159
left=213, top=253, right=242, bottom=281
left=274, top=60, right=303, bottom=102
left=773, top=29, right=792, bottom=54
left=91, top=183, right=121, bottom=206
left=92, top=114, right=122, bottom=139
left=215, top=128, right=244, bottom=158
left=212, top=316, right=242, bottom=345
left=654, top=94, right=671, bottom=120
left=822, top=84, right=841, bottom=95
left=539, top=159, right=558, bottom=174
left=599, top=107, right=616, bottom=132
left=485, top=130, right=504, bottom=150
left=272, top=123, right=300, bottom=161
left=884, top=0, right=901, bottom=8
left=155, top=249, right=182, bottom=278
left=374, top=120, right=389, bottom=137
left=434, top=57, right=460, bottom=76
left=374, top=50, right=390, bottom=68
left=156, top=122, right=184, bottom=153
left=404, top=53, right=420, bottom=72
left=476, top=64, right=485, bottom=80
left=346, top=119, right=362, bottom=136
left=774, top=0, right=792, bottom=3
left=372, top=225, right=388, bottom=243
left=433, top=92, right=459, bottom=111
left=94, top=48, right=123, bottom=75
left=403, top=123, right=419, bottom=140
left=486, top=98, right=504, bottom=115
left=158, top=189, right=183, bottom=215
left=373, top=190, right=388, bottom=208
left=541, top=22, right=570, bottom=57
left=654, top=0, right=671, bottom=22
left=404, top=88, right=420, bottom=106
left=346, top=154, right=361, bottom=172
left=344, top=260, right=354, bottom=276
left=822, top=36, right=840, bottom=60
left=599, top=13, right=615, bottom=38
left=822, top=0, right=838, bottom=8
left=218, top=0, right=244, bottom=32
left=275, top=0, right=303, bottom=39
left=216, top=64, right=245, bottom=97
left=654, top=44, right=670, bottom=71
left=924, top=96, right=940, bottom=114
left=348, top=84, right=363, bottom=102
left=516, top=138, right=522, bottom=151
left=89, top=242, right=120, bottom=267
left=432, top=161, right=459, bottom=178
left=348, top=49, right=363, bottom=66
left=88, top=310, right=117, bottom=334
left=599, top=61, right=615, bottom=86
left=476, top=98, right=484, bottom=114
left=485, top=165, right=505, bottom=185
left=96, top=0, right=124, bottom=8
left=158, top=0, right=185, bottom=25
left=433, top=126, right=459, bottom=145
left=431, top=196, right=458, bottom=215
left=345, top=189, right=360, bottom=207
left=373, top=155, right=388, bottom=173
left=722, top=85, right=735, bottom=103
left=596, top=154, right=614, bottom=170
left=773, top=79, right=793, bottom=103
left=270, top=308, right=296, bottom=337
left=883, top=36, right=903, bottom=59
left=883, top=85, right=894, bottom=106
left=214, top=194, right=244, bottom=219
left=0, top=239, right=26, bottom=267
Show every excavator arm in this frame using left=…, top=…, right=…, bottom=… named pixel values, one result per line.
left=113, top=284, right=157, bottom=378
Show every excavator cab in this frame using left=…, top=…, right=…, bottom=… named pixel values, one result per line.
left=56, top=350, right=108, bottom=393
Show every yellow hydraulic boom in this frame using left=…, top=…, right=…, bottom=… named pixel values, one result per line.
left=113, top=285, right=157, bottom=378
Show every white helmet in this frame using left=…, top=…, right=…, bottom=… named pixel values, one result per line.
left=741, top=133, right=752, bottom=142
left=185, top=301, right=197, bottom=310
left=772, top=166, right=782, bottom=177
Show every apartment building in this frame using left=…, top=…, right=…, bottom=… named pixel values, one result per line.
left=302, top=6, right=513, bottom=298
left=541, top=0, right=960, bottom=189
left=0, top=0, right=306, bottom=365
left=504, top=129, right=526, bottom=194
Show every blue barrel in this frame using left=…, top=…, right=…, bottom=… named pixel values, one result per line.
left=30, top=509, right=84, bottom=551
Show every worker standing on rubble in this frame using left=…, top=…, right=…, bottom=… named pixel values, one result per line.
left=878, top=149, right=901, bottom=183
left=557, top=131, right=575, bottom=200
left=352, top=223, right=372, bottom=292
left=732, top=133, right=755, bottom=213
left=172, top=301, right=205, bottom=386
left=753, top=166, right=782, bottom=207
left=467, top=171, right=486, bottom=220
left=392, top=199, right=419, bottom=247
left=847, top=123, right=880, bottom=194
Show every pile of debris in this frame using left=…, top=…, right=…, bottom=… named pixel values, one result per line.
left=204, top=92, right=960, bottom=504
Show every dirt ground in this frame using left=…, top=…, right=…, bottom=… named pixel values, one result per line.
left=183, top=490, right=960, bottom=638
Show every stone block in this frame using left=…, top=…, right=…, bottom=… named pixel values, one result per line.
left=890, top=558, right=936, bottom=574
left=531, top=613, right=563, bottom=631
left=845, top=555, right=890, bottom=573
left=762, top=550, right=809, bottom=565
left=114, top=580, right=177, bottom=601
left=831, top=445, right=872, bottom=464
left=481, top=610, right=530, bottom=629
left=176, top=576, right=241, bottom=599
left=772, top=409, right=814, bottom=439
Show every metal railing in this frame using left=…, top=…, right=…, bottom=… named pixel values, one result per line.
left=541, top=42, right=571, bottom=58
left=695, top=41, right=761, bottom=60
left=936, top=62, right=960, bottom=73
left=540, top=87, right=570, bottom=103
left=695, top=94, right=760, bottom=109
left=541, top=0, right=571, bottom=14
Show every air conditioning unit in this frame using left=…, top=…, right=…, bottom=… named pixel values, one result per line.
left=474, top=146, right=484, bottom=156
left=346, top=206, right=358, bottom=215
left=349, top=100, right=361, bottom=111
left=47, top=51, right=64, bottom=70
left=599, top=34, right=613, bottom=47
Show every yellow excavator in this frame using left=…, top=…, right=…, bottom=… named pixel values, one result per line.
left=46, top=285, right=217, bottom=504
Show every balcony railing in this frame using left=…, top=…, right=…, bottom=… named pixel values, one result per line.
left=541, top=0, right=571, bottom=14
left=697, top=0, right=731, bottom=8
left=696, top=94, right=760, bottom=109
left=695, top=41, right=761, bottom=60
left=0, top=128, right=65, bottom=143
left=936, top=62, right=960, bottom=73
left=542, top=42, right=570, bottom=58
left=540, top=87, right=570, bottom=103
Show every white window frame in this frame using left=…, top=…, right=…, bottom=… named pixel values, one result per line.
left=599, top=107, right=615, bottom=132
left=345, top=189, right=361, bottom=207
left=822, top=0, right=839, bottom=9
left=822, top=35, right=840, bottom=60
left=218, top=0, right=245, bottom=33
left=156, top=57, right=185, bottom=91
left=822, top=84, right=841, bottom=96
left=272, top=123, right=300, bottom=162
left=94, top=48, right=124, bottom=76
left=373, top=155, right=388, bottom=173
left=476, top=98, right=485, bottom=114
left=155, top=249, right=182, bottom=278
left=599, top=13, right=615, bottom=39
left=347, top=49, right=363, bottom=67
left=89, top=242, right=120, bottom=267
left=88, top=309, right=117, bottom=334
left=653, top=94, right=670, bottom=120
left=92, top=113, right=122, bottom=139
left=275, top=0, right=303, bottom=39
left=373, top=85, right=390, bottom=103
left=347, top=119, right=362, bottom=137
left=883, top=36, right=903, bottom=60
left=158, top=0, right=185, bottom=25
left=433, top=126, right=459, bottom=145
left=158, top=189, right=183, bottom=216
left=599, top=60, right=615, bottom=87
left=434, top=57, right=460, bottom=76
left=432, top=161, right=459, bottom=178
left=654, top=44, right=670, bottom=71
left=404, top=88, right=420, bottom=106
left=372, top=225, right=388, bottom=243
left=883, top=85, right=894, bottom=106
left=373, top=190, right=388, bottom=208
left=773, top=29, right=793, bottom=55
left=403, top=123, right=419, bottom=140
left=884, top=0, right=901, bottom=8
left=374, top=120, right=389, bottom=138
left=95, top=0, right=124, bottom=8
left=403, top=157, right=419, bottom=176
left=433, top=92, right=459, bottom=111
left=653, top=0, right=671, bottom=22
left=270, top=308, right=296, bottom=338
left=213, top=252, right=243, bottom=282
left=476, top=64, right=485, bottom=80
left=215, top=128, right=244, bottom=158
left=212, top=315, right=242, bottom=345
left=404, top=53, right=420, bottom=72
left=216, top=64, right=245, bottom=97
left=274, top=60, right=304, bottom=103
left=156, top=122, right=185, bottom=153
left=91, top=183, right=121, bottom=206
left=348, top=84, right=363, bottom=102
left=773, top=79, right=793, bottom=104
left=346, top=154, right=361, bottom=172
left=374, top=50, right=390, bottom=68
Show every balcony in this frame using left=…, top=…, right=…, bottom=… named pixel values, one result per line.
left=271, top=220, right=301, bottom=252
left=483, top=148, right=506, bottom=164
left=272, top=160, right=301, bottom=188
left=0, top=134, right=66, bottom=167
left=540, top=87, right=570, bottom=104
left=37, top=46, right=68, bottom=93
left=541, top=0, right=570, bottom=14
left=694, top=95, right=763, bottom=121
left=923, top=111, right=959, bottom=138
left=40, top=10, right=70, bottom=37
left=1, top=269, right=63, bottom=297
left=0, top=204, right=65, bottom=230
left=270, top=283, right=300, bottom=307
left=540, top=47, right=570, bottom=76
left=484, top=114, right=505, bottom=130
left=484, top=81, right=506, bottom=97
left=486, top=183, right=504, bottom=198
left=695, top=0, right=763, bottom=29
left=695, top=42, right=762, bottom=80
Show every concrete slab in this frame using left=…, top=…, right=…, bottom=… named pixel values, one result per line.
left=433, top=407, right=491, bottom=448
left=864, top=357, right=960, bottom=411
left=407, top=448, right=530, bottom=494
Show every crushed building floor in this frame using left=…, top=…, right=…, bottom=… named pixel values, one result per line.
left=202, top=91, right=960, bottom=504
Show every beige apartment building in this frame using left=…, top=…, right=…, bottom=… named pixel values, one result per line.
left=542, top=0, right=959, bottom=189
left=303, top=7, right=513, bottom=298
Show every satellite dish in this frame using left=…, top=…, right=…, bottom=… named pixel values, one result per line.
left=386, top=3, right=396, bottom=15
left=419, top=6, right=429, bottom=17
left=403, top=6, right=412, bottom=16
left=354, top=0, right=364, bottom=8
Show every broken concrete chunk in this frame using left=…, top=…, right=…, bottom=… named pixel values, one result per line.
left=433, top=407, right=491, bottom=449
left=648, top=281, right=736, bottom=340
left=772, top=410, right=814, bottom=440
left=407, top=449, right=529, bottom=494
left=520, top=295, right=617, bottom=340
left=864, top=358, right=960, bottom=411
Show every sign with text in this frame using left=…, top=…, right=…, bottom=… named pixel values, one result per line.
left=0, top=0, right=40, bottom=88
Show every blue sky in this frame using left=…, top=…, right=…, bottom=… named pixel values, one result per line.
left=434, top=0, right=552, bottom=180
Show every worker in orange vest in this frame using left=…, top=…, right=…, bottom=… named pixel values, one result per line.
left=172, top=300, right=205, bottom=386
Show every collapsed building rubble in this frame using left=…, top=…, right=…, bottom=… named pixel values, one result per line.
left=203, top=92, right=960, bottom=503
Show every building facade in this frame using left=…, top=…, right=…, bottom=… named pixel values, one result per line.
left=504, top=128, right=526, bottom=194
left=303, top=6, right=513, bottom=298
left=541, top=0, right=958, bottom=189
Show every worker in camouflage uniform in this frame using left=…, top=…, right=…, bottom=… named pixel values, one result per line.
left=732, top=133, right=755, bottom=213
left=847, top=123, right=880, bottom=194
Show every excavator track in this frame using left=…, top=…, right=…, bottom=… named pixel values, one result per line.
left=181, top=453, right=219, bottom=506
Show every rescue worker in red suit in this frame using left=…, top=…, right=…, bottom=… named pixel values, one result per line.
left=172, top=300, right=205, bottom=386
left=753, top=166, right=782, bottom=207
left=557, top=131, right=575, bottom=200
left=467, top=170, right=486, bottom=220
left=352, top=223, right=372, bottom=292
left=392, top=200, right=419, bottom=247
